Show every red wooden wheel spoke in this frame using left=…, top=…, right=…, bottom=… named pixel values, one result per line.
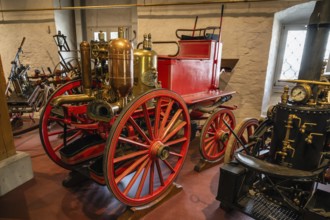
left=135, top=160, right=152, bottom=198
left=115, top=154, right=149, bottom=184
left=48, top=128, right=76, bottom=136
left=206, top=131, right=215, bottom=136
left=149, top=160, right=155, bottom=195
left=214, top=116, right=220, bottom=129
left=123, top=159, right=149, bottom=196
left=247, top=125, right=254, bottom=136
left=154, top=97, right=163, bottom=138
left=210, top=122, right=217, bottom=132
left=162, top=121, right=187, bottom=143
left=240, top=135, right=248, bottom=145
left=163, top=159, right=175, bottom=173
left=48, top=116, right=65, bottom=122
left=169, top=151, right=183, bottom=158
left=113, top=150, right=149, bottom=164
left=205, top=139, right=215, bottom=152
left=211, top=143, right=217, bottom=156
left=142, top=103, right=154, bottom=140
left=128, top=116, right=151, bottom=144
left=160, top=109, right=182, bottom=140
left=203, top=136, right=214, bottom=144
left=165, top=137, right=187, bottom=146
left=118, top=136, right=149, bottom=149
left=159, top=100, right=174, bottom=134
left=155, top=159, right=165, bottom=186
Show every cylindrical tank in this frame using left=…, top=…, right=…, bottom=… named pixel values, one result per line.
left=269, top=104, right=330, bottom=171
left=108, top=27, right=133, bottom=105
left=133, top=33, right=158, bottom=96
left=80, top=41, right=92, bottom=95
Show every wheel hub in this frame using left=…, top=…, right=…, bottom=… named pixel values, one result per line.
left=215, top=130, right=229, bottom=143
left=150, top=141, right=170, bottom=160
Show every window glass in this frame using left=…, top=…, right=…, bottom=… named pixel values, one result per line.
left=110, top=32, right=118, bottom=39
left=93, top=32, right=107, bottom=41
left=279, top=30, right=306, bottom=80
left=275, top=27, right=330, bottom=84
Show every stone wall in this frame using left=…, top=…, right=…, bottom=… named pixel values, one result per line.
left=137, top=0, right=306, bottom=123
left=0, top=0, right=59, bottom=79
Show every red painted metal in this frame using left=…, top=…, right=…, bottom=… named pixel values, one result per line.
left=40, top=80, right=83, bottom=169
left=39, top=80, right=102, bottom=169
left=199, top=108, right=236, bottom=162
left=104, top=89, right=190, bottom=206
left=158, top=39, right=224, bottom=103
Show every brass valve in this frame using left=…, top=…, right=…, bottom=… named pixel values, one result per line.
left=276, top=140, right=295, bottom=161
left=276, top=150, right=287, bottom=161
left=305, top=133, right=323, bottom=144
left=299, top=122, right=316, bottom=134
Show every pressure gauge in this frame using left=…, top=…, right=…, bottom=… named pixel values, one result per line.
left=290, top=84, right=311, bottom=103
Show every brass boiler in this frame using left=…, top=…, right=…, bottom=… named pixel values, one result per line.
left=108, top=27, right=133, bottom=107
left=87, top=27, right=133, bottom=122
left=133, top=33, right=158, bottom=96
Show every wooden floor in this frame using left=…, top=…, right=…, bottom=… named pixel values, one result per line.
left=0, top=127, right=253, bottom=220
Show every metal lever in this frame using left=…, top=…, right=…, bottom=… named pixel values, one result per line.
left=222, top=119, right=250, bottom=155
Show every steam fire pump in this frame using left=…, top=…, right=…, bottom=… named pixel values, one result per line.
left=39, top=26, right=237, bottom=207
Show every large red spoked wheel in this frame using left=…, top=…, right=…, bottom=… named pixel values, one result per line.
left=199, top=108, right=236, bottom=162
left=39, top=79, right=86, bottom=169
left=224, top=118, right=259, bottom=163
left=104, top=89, right=191, bottom=207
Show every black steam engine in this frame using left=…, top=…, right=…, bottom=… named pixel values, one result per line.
left=218, top=79, right=330, bottom=219
left=217, top=1, right=330, bottom=219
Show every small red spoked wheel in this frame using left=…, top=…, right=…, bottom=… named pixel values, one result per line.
left=224, top=118, right=259, bottom=163
left=39, top=79, right=86, bottom=169
left=199, top=108, right=236, bottom=162
left=104, top=89, right=191, bottom=207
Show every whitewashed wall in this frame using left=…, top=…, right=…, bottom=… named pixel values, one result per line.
left=137, top=0, right=306, bottom=123
left=0, top=0, right=309, bottom=123
left=0, top=0, right=59, bottom=78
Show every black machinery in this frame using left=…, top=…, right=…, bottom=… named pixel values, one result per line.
left=217, top=1, right=330, bottom=219
left=218, top=79, right=330, bottom=219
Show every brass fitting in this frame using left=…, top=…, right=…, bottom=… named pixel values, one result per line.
left=281, top=85, right=289, bottom=104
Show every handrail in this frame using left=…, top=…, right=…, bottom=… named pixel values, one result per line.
left=136, top=41, right=180, bottom=57
left=175, top=26, right=221, bottom=40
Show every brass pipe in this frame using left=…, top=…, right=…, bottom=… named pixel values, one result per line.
left=278, top=79, right=330, bottom=86
left=51, top=94, right=95, bottom=107
left=80, top=41, right=92, bottom=96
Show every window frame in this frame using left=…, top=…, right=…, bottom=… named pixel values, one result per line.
left=273, top=24, right=307, bottom=88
